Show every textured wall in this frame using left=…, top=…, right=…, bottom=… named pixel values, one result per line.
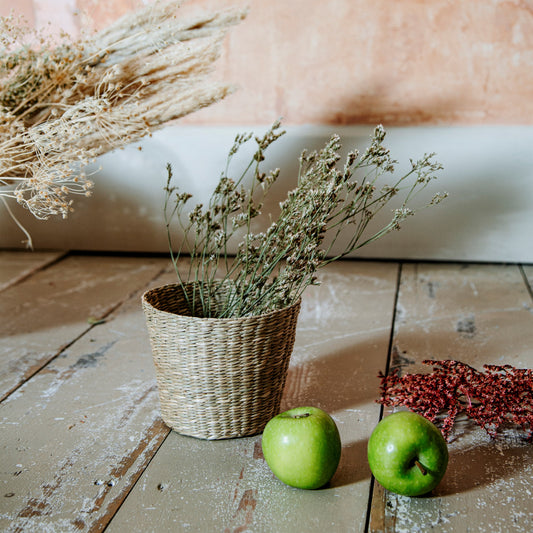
left=2, top=0, right=533, bottom=260
left=2, top=0, right=532, bottom=126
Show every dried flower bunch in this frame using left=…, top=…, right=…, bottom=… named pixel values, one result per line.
left=0, top=1, right=246, bottom=244
left=165, top=121, right=446, bottom=318
left=378, top=359, right=533, bottom=441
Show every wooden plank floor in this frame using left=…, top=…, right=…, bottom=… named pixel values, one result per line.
left=1, top=252, right=532, bottom=532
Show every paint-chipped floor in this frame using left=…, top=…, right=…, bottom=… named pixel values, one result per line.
left=1, top=252, right=532, bottom=532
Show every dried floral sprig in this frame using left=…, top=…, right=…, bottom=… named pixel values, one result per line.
left=378, top=359, right=533, bottom=441
left=165, top=121, right=446, bottom=318
left=0, top=1, right=247, bottom=245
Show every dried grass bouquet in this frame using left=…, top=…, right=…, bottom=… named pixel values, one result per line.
left=165, top=121, right=447, bottom=318
left=0, top=1, right=246, bottom=245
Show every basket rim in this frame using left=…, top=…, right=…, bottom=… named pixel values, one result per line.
left=142, top=281, right=301, bottom=322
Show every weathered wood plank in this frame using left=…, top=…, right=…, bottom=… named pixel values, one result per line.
left=0, top=250, right=65, bottom=292
left=0, top=254, right=167, bottom=401
left=105, top=261, right=400, bottom=532
left=369, top=263, right=533, bottom=532
left=0, top=265, right=174, bottom=532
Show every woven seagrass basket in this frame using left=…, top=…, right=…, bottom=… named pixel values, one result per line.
left=142, top=281, right=301, bottom=440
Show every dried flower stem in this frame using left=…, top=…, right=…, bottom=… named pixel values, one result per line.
left=378, top=359, right=533, bottom=441
left=165, top=121, right=446, bottom=318
left=1, top=1, right=246, bottom=244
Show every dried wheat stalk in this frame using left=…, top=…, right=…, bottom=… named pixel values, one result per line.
left=0, top=1, right=246, bottom=244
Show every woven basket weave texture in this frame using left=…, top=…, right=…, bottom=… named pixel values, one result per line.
left=142, top=282, right=300, bottom=440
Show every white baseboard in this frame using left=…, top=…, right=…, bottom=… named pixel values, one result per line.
left=2, top=124, right=532, bottom=263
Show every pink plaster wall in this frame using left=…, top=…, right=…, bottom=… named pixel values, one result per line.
left=1, top=0, right=532, bottom=125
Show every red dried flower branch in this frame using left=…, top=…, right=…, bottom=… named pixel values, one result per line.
left=377, top=359, right=533, bottom=441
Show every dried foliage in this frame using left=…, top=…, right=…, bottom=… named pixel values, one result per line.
left=165, top=121, right=446, bottom=318
left=378, top=359, right=533, bottom=441
left=0, top=1, right=246, bottom=244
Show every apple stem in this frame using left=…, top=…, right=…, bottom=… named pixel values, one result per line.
left=414, top=460, right=428, bottom=476
left=293, top=413, right=311, bottom=419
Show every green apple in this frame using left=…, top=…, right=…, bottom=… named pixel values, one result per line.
left=261, top=406, right=341, bottom=490
left=367, top=411, right=448, bottom=496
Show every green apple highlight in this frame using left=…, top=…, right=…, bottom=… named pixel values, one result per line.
left=261, top=406, right=341, bottom=489
left=367, top=411, right=449, bottom=496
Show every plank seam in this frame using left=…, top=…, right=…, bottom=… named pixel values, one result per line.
left=0, top=260, right=169, bottom=404
left=0, top=250, right=69, bottom=293
left=98, top=427, right=172, bottom=532
left=364, top=261, right=403, bottom=533
left=519, top=264, right=533, bottom=302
